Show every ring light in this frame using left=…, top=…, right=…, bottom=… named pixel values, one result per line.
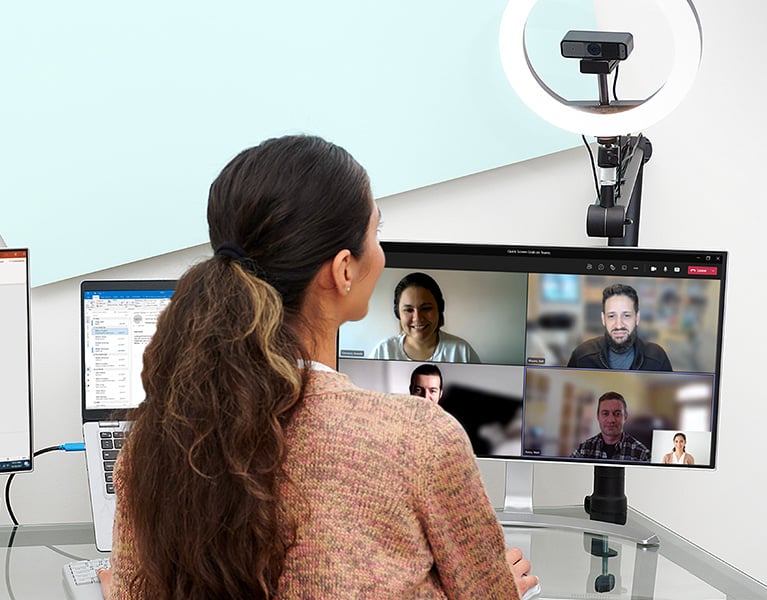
left=499, top=0, right=702, bottom=136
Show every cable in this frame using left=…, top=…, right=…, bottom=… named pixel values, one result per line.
left=612, top=63, right=620, bottom=101
left=2, top=444, right=88, bottom=599
left=582, top=135, right=601, bottom=201
left=4, top=527, right=18, bottom=600
left=45, top=544, right=89, bottom=561
left=3, top=442, right=85, bottom=526
left=4, top=445, right=59, bottom=526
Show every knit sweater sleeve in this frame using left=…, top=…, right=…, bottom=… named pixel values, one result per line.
left=109, top=452, right=144, bottom=599
left=413, top=410, right=520, bottom=600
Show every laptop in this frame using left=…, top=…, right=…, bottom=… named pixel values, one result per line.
left=80, top=279, right=176, bottom=552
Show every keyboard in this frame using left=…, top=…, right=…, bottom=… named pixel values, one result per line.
left=100, top=429, right=125, bottom=494
left=60, top=555, right=539, bottom=600
left=62, top=558, right=110, bottom=600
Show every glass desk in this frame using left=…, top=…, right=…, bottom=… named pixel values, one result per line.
left=503, top=507, right=766, bottom=600
left=1, top=508, right=765, bottom=599
left=1, top=523, right=103, bottom=599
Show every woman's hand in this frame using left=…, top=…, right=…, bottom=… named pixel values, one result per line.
left=96, top=567, right=113, bottom=599
left=505, top=547, right=539, bottom=599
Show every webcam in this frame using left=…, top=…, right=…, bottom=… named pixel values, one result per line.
left=561, top=30, right=634, bottom=61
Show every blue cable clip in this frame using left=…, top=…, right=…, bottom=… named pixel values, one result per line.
left=60, top=442, right=86, bottom=452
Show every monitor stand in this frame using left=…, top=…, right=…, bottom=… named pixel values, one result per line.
left=494, top=462, right=660, bottom=547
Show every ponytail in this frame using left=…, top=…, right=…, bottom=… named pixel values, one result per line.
left=122, top=257, right=308, bottom=599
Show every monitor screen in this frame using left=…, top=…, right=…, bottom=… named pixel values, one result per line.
left=338, top=242, right=727, bottom=469
left=0, top=249, right=33, bottom=473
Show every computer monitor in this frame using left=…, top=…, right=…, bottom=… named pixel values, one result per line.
left=337, top=242, right=727, bottom=542
left=0, top=249, right=33, bottom=474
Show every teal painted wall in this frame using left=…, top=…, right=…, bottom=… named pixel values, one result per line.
left=1, top=1, right=595, bottom=285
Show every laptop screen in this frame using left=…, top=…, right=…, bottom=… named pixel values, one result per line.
left=81, top=280, right=175, bottom=418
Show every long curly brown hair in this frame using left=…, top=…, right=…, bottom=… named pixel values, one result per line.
left=120, top=135, right=372, bottom=599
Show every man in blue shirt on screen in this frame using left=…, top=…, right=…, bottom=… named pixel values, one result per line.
left=571, top=391, right=650, bottom=461
left=567, top=283, right=672, bottom=371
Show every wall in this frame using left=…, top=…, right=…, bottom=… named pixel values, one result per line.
left=2, top=0, right=764, bottom=588
left=0, top=0, right=589, bottom=286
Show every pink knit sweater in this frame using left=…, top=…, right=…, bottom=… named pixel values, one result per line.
left=109, top=370, right=518, bottom=599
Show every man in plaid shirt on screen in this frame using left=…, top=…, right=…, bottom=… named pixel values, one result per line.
left=571, top=391, right=650, bottom=461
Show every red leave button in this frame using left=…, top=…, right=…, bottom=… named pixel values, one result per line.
left=688, top=266, right=718, bottom=275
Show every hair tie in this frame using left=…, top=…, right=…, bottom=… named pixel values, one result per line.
left=215, top=241, right=263, bottom=276
left=214, top=241, right=248, bottom=260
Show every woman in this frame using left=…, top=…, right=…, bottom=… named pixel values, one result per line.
left=662, top=432, right=695, bottom=465
left=99, top=135, right=536, bottom=599
left=371, top=271, right=480, bottom=362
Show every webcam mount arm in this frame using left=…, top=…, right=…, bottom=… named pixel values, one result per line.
left=586, top=133, right=652, bottom=246
left=559, top=30, right=652, bottom=246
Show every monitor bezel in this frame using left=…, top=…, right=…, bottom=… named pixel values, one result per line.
left=337, top=240, right=728, bottom=471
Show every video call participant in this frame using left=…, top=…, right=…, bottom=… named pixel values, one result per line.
left=662, top=432, right=695, bottom=465
left=371, top=271, right=480, bottom=362
left=98, top=135, right=537, bottom=599
left=571, top=391, right=650, bottom=462
left=567, top=283, right=673, bottom=371
left=409, top=363, right=444, bottom=403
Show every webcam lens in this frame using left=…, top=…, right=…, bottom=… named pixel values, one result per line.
left=587, top=43, right=602, bottom=56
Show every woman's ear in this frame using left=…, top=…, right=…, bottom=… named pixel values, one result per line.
left=330, top=249, right=353, bottom=296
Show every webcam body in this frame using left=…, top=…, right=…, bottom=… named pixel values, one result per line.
left=561, top=30, right=634, bottom=61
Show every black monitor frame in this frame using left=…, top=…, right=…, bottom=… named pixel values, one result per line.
left=337, top=241, right=727, bottom=544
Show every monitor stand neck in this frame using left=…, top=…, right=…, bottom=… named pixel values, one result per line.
left=495, top=462, right=660, bottom=547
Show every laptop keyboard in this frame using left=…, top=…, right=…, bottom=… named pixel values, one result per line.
left=99, top=430, right=124, bottom=495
